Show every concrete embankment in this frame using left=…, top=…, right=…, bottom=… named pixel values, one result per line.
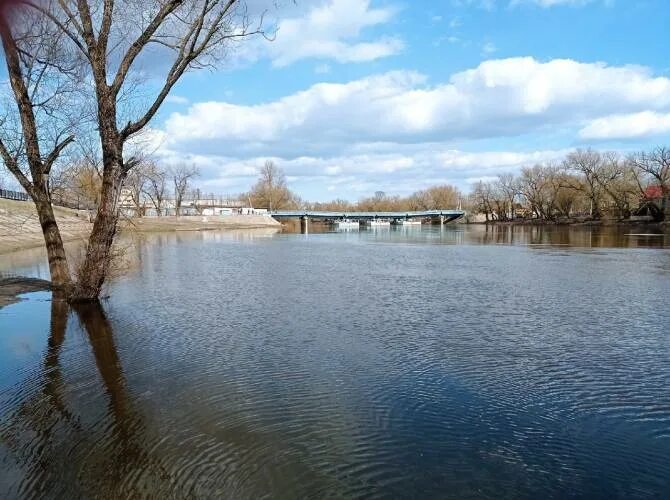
left=0, top=198, right=92, bottom=255
left=0, top=198, right=280, bottom=255
left=122, top=214, right=281, bottom=233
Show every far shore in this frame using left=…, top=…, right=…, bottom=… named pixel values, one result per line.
left=466, top=218, right=669, bottom=229
left=0, top=198, right=280, bottom=256
left=0, top=276, right=51, bottom=309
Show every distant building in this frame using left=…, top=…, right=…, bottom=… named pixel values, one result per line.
left=634, top=184, right=669, bottom=220
left=119, top=195, right=245, bottom=217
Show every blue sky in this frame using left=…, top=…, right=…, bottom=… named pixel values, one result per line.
left=26, top=0, right=670, bottom=200
left=118, top=0, right=670, bottom=199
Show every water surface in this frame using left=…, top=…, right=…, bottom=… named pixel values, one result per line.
left=1, top=225, right=669, bottom=498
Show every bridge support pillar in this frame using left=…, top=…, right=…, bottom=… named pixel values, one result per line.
left=300, top=216, right=309, bottom=234
left=439, top=215, right=445, bottom=225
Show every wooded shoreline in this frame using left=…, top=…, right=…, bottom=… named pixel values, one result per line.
left=468, top=218, right=669, bottom=228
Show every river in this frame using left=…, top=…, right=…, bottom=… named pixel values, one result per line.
left=1, top=225, right=669, bottom=498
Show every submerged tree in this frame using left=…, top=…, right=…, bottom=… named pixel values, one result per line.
left=0, top=0, right=265, bottom=301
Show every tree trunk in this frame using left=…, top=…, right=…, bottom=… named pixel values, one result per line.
left=71, top=165, right=123, bottom=301
left=34, top=194, right=73, bottom=293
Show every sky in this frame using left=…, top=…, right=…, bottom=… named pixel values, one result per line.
left=7, top=0, right=670, bottom=201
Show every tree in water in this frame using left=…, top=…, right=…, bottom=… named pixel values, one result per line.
left=0, top=0, right=265, bottom=301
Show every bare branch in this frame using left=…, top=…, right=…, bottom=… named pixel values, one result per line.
left=110, top=0, right=184, bottom=96
left=44, top=134, right=75, bottom=173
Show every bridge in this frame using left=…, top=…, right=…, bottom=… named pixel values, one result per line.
left=272, top=209, right=465, bottom=231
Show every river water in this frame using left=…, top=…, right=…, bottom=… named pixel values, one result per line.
left=1, top=225, right=669, bottom=499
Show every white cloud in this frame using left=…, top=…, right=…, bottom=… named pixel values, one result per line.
left=154, top=56, right=669, bottom=198
left=161, top=147, right=569, bottom=199
left=579, top=112, right=670, bottom=140
left=265, top=0, right=403, bottom=67
left=161, top=57, right=670, bottom=157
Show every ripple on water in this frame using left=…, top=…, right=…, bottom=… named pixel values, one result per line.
left=1, top=228, right=670, bottom=498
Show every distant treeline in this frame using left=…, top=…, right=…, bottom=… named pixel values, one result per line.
left=469, top=147, right=669, bottom=222
left=217, top=147, right=668, bottom=222
left=245, top=161, right=463, bottom=212
left=305, top=185, right=462, bottom=212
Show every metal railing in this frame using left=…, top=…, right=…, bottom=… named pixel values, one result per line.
left=0, top=189, right=29, bottom=201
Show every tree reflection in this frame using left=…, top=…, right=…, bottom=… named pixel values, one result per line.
left=0, top=299, right=167, bottom=498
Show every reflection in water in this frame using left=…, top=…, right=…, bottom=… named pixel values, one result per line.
left=0, top=226, right=669, bottom=498
left=279, top=223, right=670, bottom=249
left=0, top=300, right=167, bottom=499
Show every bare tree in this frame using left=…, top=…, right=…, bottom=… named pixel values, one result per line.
left=123, top=163, right=149, bottom=217
left=1, top=0, right=265, bottom=300
left=591, top=152, right=638, bottom=219
left=471, top=181, right=495, bottom=222
left=411, top=185, right=461, bottom=210
left=563, top=149, right=607, bottom=219
left=142, top=163, right=168, bottom=216
left=630, top=147, right=670, bottom=217
left=495, top=173, right=519, bottom=221
left=0, top=5, right=84, bottom=293
left=249, top=160, right=296, bottom=211
left=171, top=164, right=199, bottom=216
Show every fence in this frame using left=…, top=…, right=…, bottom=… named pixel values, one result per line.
left=0, top=189, right=29, bottom=202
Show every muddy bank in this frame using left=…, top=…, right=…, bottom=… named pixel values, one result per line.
left=0, top=276, right=51, bottom=309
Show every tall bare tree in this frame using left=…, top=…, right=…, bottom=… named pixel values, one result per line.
left=249, top=160, right=296, bottom=210
left=563, top=149, right=607, bottom=219
left=170, top=163, right=199, bottom=216
left=471, top=181, right=495, bottom=222
left=123, top=163, right=149, bottom=218
left=630, top=147, right=670, bottom=217
left=495, top=173, right=519, bottom=221
left=142, top=163, right=168, bottom=216
left=1, top=0, right=265, bottom=300
left=0, top=4, right=83, bottom=292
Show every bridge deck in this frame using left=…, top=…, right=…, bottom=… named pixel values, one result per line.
left=272, top=210, right=464, bottom=220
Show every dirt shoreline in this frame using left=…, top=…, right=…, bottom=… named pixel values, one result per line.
left=0, top=276, right=51, bottom=309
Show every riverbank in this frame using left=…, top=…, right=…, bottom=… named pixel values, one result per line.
left=470, top=218, right=669, bottom=228
left=0, top=198, right=92, bottom=255
left=0, top=276, right=50, bottom=309
left=122, top=214, right=280, bottom=233
left=0, top=198, right=280, bottom=255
